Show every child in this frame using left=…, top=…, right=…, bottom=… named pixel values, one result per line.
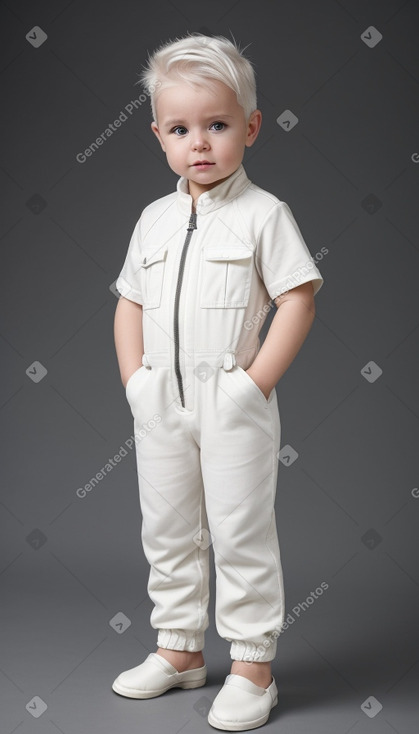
left=112, top=33, right=324, bottom=731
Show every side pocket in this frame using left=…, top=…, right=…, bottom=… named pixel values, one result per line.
left=125, top=365, right=147, bottom=401
left=236, top=366, right=274, bottom=405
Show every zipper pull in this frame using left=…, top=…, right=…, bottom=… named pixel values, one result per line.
left=187, top=212, right=197, bottom=230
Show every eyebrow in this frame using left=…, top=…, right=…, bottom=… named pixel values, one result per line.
left=163, top=114, right=235, bottom=128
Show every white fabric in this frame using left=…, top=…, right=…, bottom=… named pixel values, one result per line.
left=115, top=164, right=324, bottom=663
left=116, top=163, right=324, bottom=373
left=125, top=362, right=283, bottom=662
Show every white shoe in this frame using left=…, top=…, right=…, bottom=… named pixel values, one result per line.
left=112, top=652, right=207, bottom=699
left=208, top=673, right=278, bottom=731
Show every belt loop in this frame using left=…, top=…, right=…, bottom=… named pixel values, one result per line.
left=142, top=353, right=152, bottom=369
left=222, top=351, right=236, bottom=371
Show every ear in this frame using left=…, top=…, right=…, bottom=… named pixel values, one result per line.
left=151, top=121, right=166, bottom=152
left=245, top=109, right=262, bottom=148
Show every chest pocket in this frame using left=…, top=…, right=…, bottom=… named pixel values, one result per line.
left=140, top=246, right=168, bottom=309
left=200, top=246, right=254, bottom=308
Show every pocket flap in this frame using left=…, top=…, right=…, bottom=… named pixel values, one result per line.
left=204, top=247, right=253, bottom=262
left=140, top=246, right=168, bottom=268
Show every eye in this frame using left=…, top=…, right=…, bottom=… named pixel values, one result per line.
left=210, top=121, right=226, bottom=131
left=171, top=126, right=188, bottom=136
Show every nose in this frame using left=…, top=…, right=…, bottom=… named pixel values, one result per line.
left=191, top=129, right=209, bottom=151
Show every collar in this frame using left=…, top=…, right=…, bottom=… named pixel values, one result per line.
left=176, top=164, right=252, bottom=215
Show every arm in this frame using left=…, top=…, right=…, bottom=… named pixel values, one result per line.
left=246, top=281, right=316, bottom=399
left=114, top=296, right=144, bottom=388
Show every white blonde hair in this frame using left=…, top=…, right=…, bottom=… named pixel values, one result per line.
left=137, top=32, right=257, bottom=122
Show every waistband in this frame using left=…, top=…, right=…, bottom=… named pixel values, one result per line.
left=142, top=351, right=240, bottom=371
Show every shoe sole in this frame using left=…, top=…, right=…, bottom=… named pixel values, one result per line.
left=207, top=695, right=278, bottom=731
left=112, top=676, right=207, bottom=699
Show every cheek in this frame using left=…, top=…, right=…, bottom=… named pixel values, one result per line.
left=163, top=143, right=178, bottom=161
left=218, top=136, right=243, bottom=161
left=166, top=140, right=183, bottom=157
left=163, top=144, right=187, bottom=174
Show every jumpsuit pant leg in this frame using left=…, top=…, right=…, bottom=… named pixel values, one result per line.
left=125, top=356, right=285, bottom=663
left=200, top=362, right=285, bottom=663
left=126, top=363, right=210, bottom=653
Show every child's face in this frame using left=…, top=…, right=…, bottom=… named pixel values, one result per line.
left=151, top=79, right=261, bottom=202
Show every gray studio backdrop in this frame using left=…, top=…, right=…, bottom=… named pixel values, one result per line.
left=1, top=1, right=418, bottom=733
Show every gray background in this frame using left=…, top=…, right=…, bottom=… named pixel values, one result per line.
left=1, top=0, right=419, bottom=732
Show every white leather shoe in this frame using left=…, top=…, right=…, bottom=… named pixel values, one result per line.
left=112, top=652, right=207, bottom=699
left=208, top=673, right=278, bottom=731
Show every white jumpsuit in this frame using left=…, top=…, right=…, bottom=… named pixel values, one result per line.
left=116, top=164, right=324, bottom=663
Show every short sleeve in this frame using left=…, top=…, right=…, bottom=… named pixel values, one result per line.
left=255, top=201, right=324, bottom=299
left=115, top=216, right=144, bottom=304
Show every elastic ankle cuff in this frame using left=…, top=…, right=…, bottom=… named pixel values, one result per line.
left=230, top=639, right=277, bottom=662
left=157, top=628, right=204, bottom=652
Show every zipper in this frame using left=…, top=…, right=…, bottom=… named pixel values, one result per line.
left=173, top=211, right=197, bottom=407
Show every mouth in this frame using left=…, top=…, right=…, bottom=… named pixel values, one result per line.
left=192, top=161, right=215, bottom=168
